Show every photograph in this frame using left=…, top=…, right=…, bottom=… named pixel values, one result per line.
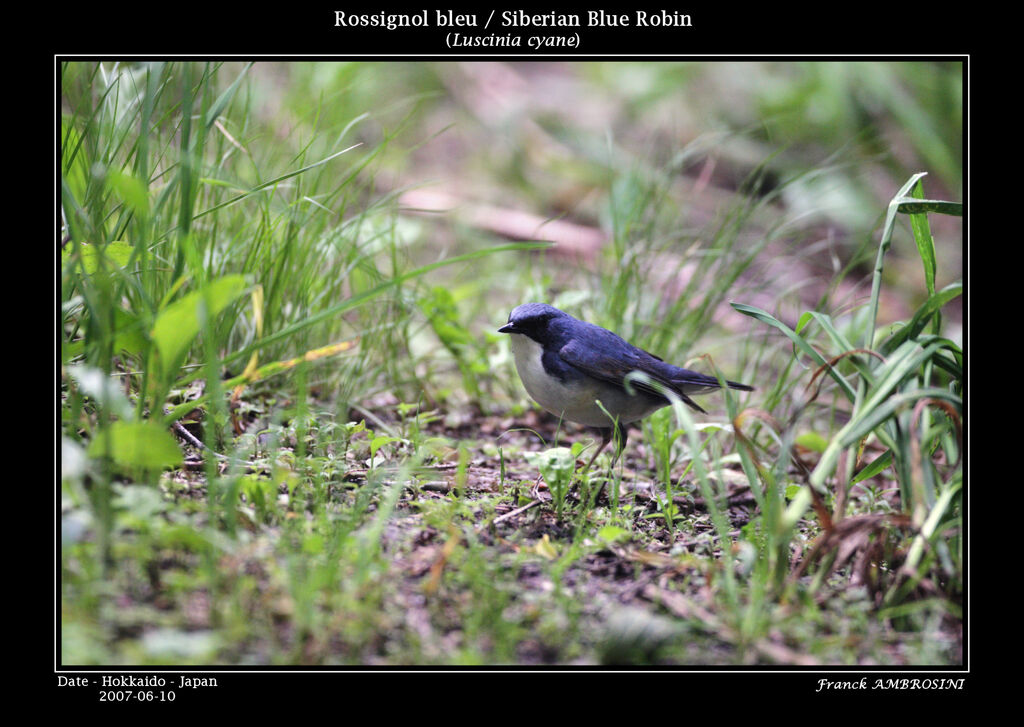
left=59, top=55, right=964, bottom=687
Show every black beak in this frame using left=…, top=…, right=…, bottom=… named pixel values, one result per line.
left=498, top=322, right=517, bottom=334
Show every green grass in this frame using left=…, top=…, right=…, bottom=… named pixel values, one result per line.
left=60, top=61, right=962, bottom=667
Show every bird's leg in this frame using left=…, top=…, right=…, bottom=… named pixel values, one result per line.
left=580, top=427, right=612, bottom=474
left=580, top=421, right=628, bottom=504
left=580, top=421, right=629, bottom=472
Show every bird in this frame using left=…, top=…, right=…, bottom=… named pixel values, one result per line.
left=498, top=302, right=753, bottom=471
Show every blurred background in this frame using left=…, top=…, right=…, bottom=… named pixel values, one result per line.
left=259, top=61, right=963, bottom=413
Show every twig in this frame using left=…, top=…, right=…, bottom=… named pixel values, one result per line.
left=489, top=498, right=542, bottom=527
left=172, top=421, right=227, bottom=460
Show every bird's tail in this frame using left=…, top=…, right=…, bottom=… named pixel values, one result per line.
left=674, top=372, right=754, bottom=395
left=725, top=380, right=754, bottom=392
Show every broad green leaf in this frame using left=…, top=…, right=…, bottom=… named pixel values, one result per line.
left=370, top=436, right=401, bottom=459
left=87, top=420, right=183, bottom=470
left=105, top=169, right=150, bottom=217
left=151, top=275, right=248, bottom=380
left=795, top=431, right=829, bottom=453
left=524, top=446, right=576, bottom=517
left=62, top=240, right=133, bottom=275
left=112, top=307, right=149, bottom=357
left=597, top=525, right=630, bottom=544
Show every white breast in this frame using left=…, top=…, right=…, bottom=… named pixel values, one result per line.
left=507, top=333, right=665, bottom=428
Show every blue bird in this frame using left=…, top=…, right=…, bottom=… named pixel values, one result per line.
left=498, top=303, right=753, bottom=469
